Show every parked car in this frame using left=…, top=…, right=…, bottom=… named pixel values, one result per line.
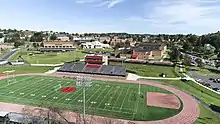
left=209, top=78, right=214, bottom=80
left=212, top=88, right=220, bottom=92
left=196, top=79, right=202, bottom=82
left=204, top=83, right=212, bottom=88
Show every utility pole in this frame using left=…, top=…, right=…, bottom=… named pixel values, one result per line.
left=76, top=76, right=92, bottom=124
left=138, top=80, right=141, bottom=94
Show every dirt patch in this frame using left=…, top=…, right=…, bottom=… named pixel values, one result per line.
left=147, top=92, right=180, bottom=109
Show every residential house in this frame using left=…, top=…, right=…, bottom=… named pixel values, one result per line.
left=0, top=43, right=14, bottom=50
left=132, top=43, right=167, bottom=60
left=81, top=41, right=111, bottom=49
left=40, top=41, right=76, bottom=52
left=56, top=34, right=70, bottom=41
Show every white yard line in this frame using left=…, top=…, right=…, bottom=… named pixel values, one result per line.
left=96, top=86, right=113, bottom=109
left=0, top=76, right=35, bottom=89
left=104, top=86, right=120, bottom=110
left=119, top=84, right=130, bottom=112
left=7, top=77, right=41, bottom=93
left=88, top=86, right=108, bottom=108
left=132, top=88, right=140, bottom=120
left=85, top=84, right=103, bottom=104
left=111, top=87, right=123, bottom=110
left=21, top=78, right=55, bottom=98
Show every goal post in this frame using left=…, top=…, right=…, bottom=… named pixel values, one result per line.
left=54, top=84, right=62, bottom=92
left=3, top=70, right=16, bottom=85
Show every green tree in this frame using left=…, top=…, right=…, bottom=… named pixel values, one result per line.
left=40, top=42, right=44, bottom=47
left=195, top=58, right=204, bottom=68
left=14, top=41, right=22, bottom=48
left=50, top=34, right=57, bottom=40
left=169, top=47, right=181, bottom=62
left=30, top=32, right=43, bottom=42
left=183, top=56, right=192, bottom=66
left=0, top=33, right=3, bottom=38
left=33, top=42, right=37, bottom=48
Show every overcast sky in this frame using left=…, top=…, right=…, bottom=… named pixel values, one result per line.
left=0, top=0, right=220, bottom=34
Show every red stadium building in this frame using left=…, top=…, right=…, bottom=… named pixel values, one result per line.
left=84, top=54, right=108, bottom=65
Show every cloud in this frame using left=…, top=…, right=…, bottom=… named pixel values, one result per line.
left=107, top=0, right=124, bottom=8
left=75, top=0, right=102, bottom=4
left=125, top=0, right=220, bottom=34
left=75, top=0, right=125, bottom=8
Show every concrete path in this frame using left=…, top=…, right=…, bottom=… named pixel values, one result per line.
left=126, top=73, right=182, bottom=81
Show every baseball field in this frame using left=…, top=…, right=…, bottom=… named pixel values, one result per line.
left=0, top=75, right=183, bottom=121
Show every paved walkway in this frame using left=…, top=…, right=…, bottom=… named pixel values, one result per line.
left=0, top=73, right=200, bottom=124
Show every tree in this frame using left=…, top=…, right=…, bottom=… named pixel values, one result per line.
left=125, top=40, right=130, bottom=47
left=0, top=33, right=3, bottom=38
left=215, top=61, right=220, bottom=68
left=50, top=34, right=57, bottom=40
left=182, top=41, right=191, bottom=51
left=195, top=58, right=204, bottom=68
left=103, top=40, right=108, bottom=44
left=40, top=42, right=44, bottom=47
left=33, top=42, right=37, bottom=48
left=30, top=32, right=43, bottom=42
left=183, top=56, right=192, bottom=66
left=169, top=47, right=181, bottom=62
left=14, top=41, right=22, bottom=48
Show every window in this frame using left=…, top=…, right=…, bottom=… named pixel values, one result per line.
left=52, top=46, right=55, bottom=48
left=56, top=46, right=58, bottom=48
left=45, top=46, right=47, bottom=48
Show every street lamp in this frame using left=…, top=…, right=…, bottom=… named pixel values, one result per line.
left=76, top=76, right=92, bottom=124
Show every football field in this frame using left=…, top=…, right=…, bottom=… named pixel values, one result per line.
left=0, top=76, right=182, bottom=121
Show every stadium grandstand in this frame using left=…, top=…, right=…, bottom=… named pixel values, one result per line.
left=57, top=54, right=127, bottom=77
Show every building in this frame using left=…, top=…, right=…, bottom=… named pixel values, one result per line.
left=132, top=43, right=167, bottom=60
left=81, top=41, right=111, bottom=49
left=40, top=41, right=76, bottom=52
left=0, top=43, right=14, bottom=50
left=57, top=35, right=70, bottom=41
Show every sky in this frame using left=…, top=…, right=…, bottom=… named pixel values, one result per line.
left=0, top=0, right=220, bottom=35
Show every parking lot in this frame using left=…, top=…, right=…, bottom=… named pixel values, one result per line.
left=189, top=71, right=220, bottom=91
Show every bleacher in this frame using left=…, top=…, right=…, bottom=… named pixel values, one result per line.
left=57, top=62, right=127, bottom=77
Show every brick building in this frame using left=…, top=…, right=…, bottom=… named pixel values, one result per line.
left=132, top=43, right=167, bottom=60
left=40, top=41, right=76, bottom=52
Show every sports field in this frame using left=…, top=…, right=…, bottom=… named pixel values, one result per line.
left=0, top=76, right=182, bottom=121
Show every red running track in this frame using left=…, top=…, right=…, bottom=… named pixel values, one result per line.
left=0, top=73, right=200, bottom=124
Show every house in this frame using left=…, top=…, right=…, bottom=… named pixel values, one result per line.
left=132, top=43, right=167, bottom=60
left=0, top=43, right=14, bottom=50
left=56, top=34, right=70, bottom=41
left=40, top=41, right=76, bottom=52
left=81, top=41, right=111, bottom=49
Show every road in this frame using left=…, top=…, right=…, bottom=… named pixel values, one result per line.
left=0, top=49, right=17, bottom=60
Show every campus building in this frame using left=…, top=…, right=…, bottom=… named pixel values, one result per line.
left=80, top=41, right=111, bottom=49
left=132, top=43, right=167, bottom=60
left=40, top=41, right=76, bottom=52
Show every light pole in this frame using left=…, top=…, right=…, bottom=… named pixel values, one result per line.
left=76, top=76, right=92, bottom=124
left=138, top=80, right=141, bottom=94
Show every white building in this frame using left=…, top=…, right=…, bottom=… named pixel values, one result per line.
left=57, top=36, right=70, bottom=41
left=81, top=41, right=111, bottom=49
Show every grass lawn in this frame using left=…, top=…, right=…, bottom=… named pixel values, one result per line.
left=195, top=104, right=220, bottom=124
left=0, top=75, right=182, bottom=121
left=10, top=50, right=86, bottom=64
left=110, top=62, right=177, bottom=78
left=0, top=66, right=55, bottom=76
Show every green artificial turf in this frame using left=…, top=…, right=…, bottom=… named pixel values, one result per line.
left=10, top=50, right=86, bottom=64
left=0, top=76, right=182, bottom=121
left=110, top=62, right=177, bottom=78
